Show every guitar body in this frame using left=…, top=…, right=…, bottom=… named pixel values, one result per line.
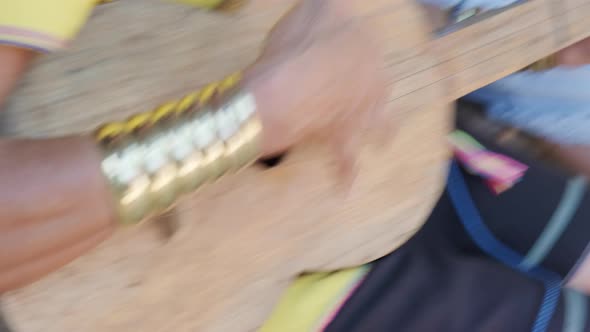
left=2, top=0, right=590, bottom=331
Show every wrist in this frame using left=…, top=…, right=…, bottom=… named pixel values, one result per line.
left=94, top=79, right=262, bottom=225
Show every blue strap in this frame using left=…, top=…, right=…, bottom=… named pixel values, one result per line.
left=447, top=162, right=561, bottom=332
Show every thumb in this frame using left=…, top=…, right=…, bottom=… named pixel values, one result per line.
left=329, top=125, right=362, bottom=191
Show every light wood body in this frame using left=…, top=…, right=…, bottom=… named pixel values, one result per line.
left=2, top=0, right=590, bottom=331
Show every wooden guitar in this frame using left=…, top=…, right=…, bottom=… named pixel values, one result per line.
left=2, top=0, right=590, bottom=331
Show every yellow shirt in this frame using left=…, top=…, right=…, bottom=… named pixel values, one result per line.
left=260, top=266, right=370, bottom=332
left=0, top=0, right=95, bottom=52
left=0, top=0, right=226, bottom=52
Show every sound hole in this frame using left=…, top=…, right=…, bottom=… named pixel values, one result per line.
left=257, top=153, right=287, bottom=169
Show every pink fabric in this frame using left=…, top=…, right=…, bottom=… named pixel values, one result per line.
left=449, top=130, right=528, bottom=194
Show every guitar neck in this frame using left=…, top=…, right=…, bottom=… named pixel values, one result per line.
left=5, top=0, right=590, bottom=136
left=365, top=0, right=590, bottom=114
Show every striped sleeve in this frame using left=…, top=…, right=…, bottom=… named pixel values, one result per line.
left=0, top=0, right=96, bottom=52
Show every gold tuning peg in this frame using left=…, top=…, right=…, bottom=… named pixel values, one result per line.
left=174, top=0, right=247, bottom=12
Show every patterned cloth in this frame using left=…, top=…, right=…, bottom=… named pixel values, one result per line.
left=448, top=130, right=528, bottom=194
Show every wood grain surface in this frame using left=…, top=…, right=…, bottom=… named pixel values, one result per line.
left=2, top=0, right=590, bottom=331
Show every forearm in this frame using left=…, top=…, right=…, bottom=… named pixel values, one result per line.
left=0, top=136, right=116, bottom=292
left=0, top=60, right=279, bottom=292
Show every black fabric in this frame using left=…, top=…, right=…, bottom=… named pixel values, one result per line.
left=325, top=106, right=590, bottom=332
left=326, top=191, right=568, bottom=332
